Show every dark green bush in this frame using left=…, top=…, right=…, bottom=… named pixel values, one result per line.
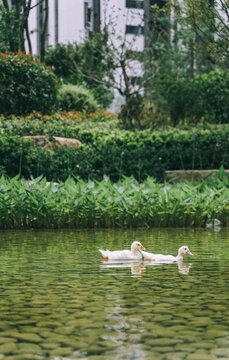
left=186, top=71, right=229, bottom=123
left=0, top=52, right=58, bottom=115
left=57, top=84, right=99, bottom=113
left=0, top=127, right=228, bottom=182
left=159, top=71, right=229, bottom=125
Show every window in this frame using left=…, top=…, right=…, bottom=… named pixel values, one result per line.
left=10, top=0, right=16, bottom=8
left=126, top=25, right=144, bottom=35
left=130, top=76, right=142, bottom=86
left=126, top=0, right=144, bottom=9
left=84, top=2, right=92, bottom=28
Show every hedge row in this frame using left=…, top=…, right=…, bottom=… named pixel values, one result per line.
left=0, top=127, right=228, bottom=182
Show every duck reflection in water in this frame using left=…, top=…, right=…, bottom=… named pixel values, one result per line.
left=100, top=259, right=192, bottom=276
left=100, top=260, right=146, bottom=277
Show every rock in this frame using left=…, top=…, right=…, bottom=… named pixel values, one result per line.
left=147, top=338, right=182, bottom=346
left=6, top=355, right=42, bottom=360
left=23, top=135, right=48, bottom=147
left=14, top=333, right=42, bottom=343
left=186, top=353, right=217, bottom=360
left=211, top=348, right=229, bottom=357
left=50, top=346, right=72, bottom=356
left=40, top=342, right=59, bottom=350
left=44, top=136, right=82, bottom=150
left=165, top=169, right=229, bottom=182
left=22, top=136, right=81, bottom=150
left=17, top=343, right=41, bottom=354
left=165, top=352, right=187, bottom=360
left=191, top=342, right=216, bottom=350
left=0, top=342, right=17, bottom=354
left=216, top=337, right=229, bottom=347
left=0, top=336, right=17, bottom=344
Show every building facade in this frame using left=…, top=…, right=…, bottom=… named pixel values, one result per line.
left=19, top=0, right=146, bottom=56
left=6, top=0, right=153, bottom=109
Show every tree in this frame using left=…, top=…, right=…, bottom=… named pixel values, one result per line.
left=182, top=0, right=229, bottom=69
left=45, top=29, right=115, bottom=108
left=0, top=0, right=48, bottom=59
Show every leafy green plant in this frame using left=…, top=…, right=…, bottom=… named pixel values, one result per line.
left=57, top=84, right=99, bottom=113
left=0, top=52, right=58, bottom=115
left=0, top=5, right=20, bottom=52
left=0, top=175, right=228, bottom=229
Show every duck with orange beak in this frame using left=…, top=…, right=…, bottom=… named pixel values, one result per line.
left=99, top=241, right=146, bottom=261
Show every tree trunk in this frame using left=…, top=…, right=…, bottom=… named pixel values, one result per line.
left=23, top=0, right=32, bottom=53
left=40, top=0, right=49, bottom=62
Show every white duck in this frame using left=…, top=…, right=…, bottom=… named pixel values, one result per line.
left=99, top=241, right=146, bottom=261
left=141, top=245, right=193, bottom=263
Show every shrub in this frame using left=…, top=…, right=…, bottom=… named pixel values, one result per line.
left=162, top=71, right=229, bottom=125
left=186, top=71, right=229, bottom=124
left=0, top=126, right=228, bottom=182
left=57, top=84, right=99, bottom=113
left=119, top=95, right=167, bottom=129
left=0, top=52, right=58, bottom=115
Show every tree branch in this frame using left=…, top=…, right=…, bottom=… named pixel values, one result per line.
left=29, top=0, right=45, bottom=11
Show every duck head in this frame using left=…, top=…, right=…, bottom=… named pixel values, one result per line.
left=131, top=241, right=146, bottom=253
left=178, top=245, right=193, bottom=256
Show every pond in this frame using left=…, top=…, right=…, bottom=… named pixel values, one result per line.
left=0, top=227, right=229, bottom=360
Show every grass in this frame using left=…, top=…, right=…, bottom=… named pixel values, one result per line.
left=0, top=174, right=228, bottom=229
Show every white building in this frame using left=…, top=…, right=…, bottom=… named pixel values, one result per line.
left=7, top=0, right=150, bottom=109
left=11, top=0, right=144, bottom=56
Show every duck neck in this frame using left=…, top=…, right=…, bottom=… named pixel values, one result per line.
left=131, top=248, right=138, bottom=255
left=176, top=252, right=183, bottom=261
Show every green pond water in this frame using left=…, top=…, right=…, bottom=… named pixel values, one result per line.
left=0, top=227, right=229, bottom=360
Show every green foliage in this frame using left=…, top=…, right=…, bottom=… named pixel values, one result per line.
left=57, top=84, right=99, bottom=113
left=182, top=0, right=229, bottom=70
left=45, top=30, right=115, bottom=108
left=0, top=110, right=119, bottom=136
left=119, top=95, right=168, bottom=129
left=186, top=71, right=229, bottom=123
left=0, top=52, right=58, bottom=115
left=143, top=1, right=216, bottom=127
left=119, top=94, right=144, bottom=129
left=0, top=175, right=229, bottom=229
left=0, top=122, right=228, bottom=182
left=158, top=71, right=229, bottom=125
left=0, top=5, right=20, bottom=52
left=45, top=43, right=82, bottom=83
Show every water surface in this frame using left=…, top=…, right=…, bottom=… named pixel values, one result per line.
left=0, top=228, right=229, bottom=359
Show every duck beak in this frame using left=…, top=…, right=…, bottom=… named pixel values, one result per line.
left=140, top=245, right=145, bottom=250
left=187, top=250, right=193, bottom=256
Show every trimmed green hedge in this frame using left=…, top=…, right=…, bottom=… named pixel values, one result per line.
left=0, top=127, right=228, bottom=182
